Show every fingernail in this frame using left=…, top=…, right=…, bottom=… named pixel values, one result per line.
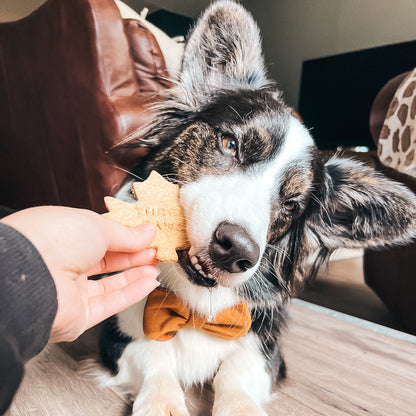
left=138, top=223, right=157, bottom=232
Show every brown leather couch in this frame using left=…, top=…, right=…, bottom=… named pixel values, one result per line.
left=0, top=0, right=171, bottom=213
left=364, top=71, right=416, bottom=334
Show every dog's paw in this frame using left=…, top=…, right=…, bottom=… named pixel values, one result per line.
left=132, top=404, right=189, bottom=416
left=213, top=394, right=268, bottom=416
left=132, top=392, right=190, bottom=416
left=132, top=402, right=190, bottom=416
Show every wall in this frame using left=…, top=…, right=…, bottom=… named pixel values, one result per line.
left=0, top=0, right=46, bottom=22
left=3, top=0, right=415, bottom=109
left=0, top=0, right=212, bottom=22
left=245, top=0, right=416, bottom=109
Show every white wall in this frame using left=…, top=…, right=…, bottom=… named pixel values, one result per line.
left=2, top=0, right=416, bottom=109
left=0, top=0, right=211, bottom=22
left=0, top=0, right=45, bottom=22
left=245, top=0, right=416, bottom=108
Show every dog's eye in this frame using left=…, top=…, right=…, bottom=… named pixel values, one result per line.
left=221, top=137, right=237, bottom=155
left=283, top=200, right=298, bottom=212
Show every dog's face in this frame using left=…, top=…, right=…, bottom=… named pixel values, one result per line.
left=126, top=0, right=416, bottom=294
left=177, top=110, right=316, bottom=288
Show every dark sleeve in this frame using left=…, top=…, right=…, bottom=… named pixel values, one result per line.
left=0, top=223, right=58, bottom=414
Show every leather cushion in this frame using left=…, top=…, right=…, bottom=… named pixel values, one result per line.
left=123, top=19, right=172, bottom=94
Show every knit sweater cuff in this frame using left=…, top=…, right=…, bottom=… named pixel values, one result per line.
left=0, top=223, right=57, bottom=362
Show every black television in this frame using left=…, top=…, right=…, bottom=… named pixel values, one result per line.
left=298, top=40, right=416, bottom=150
left=148, top=9, right=194, bottom=38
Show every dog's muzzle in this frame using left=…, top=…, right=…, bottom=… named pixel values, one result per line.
left=178, top=221, right=260, bottom=288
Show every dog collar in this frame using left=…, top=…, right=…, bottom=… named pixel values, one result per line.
left=143, top=287, right=252, bottom=341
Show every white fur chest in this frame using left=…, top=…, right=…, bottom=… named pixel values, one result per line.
left=111, top=262, right=261, bottom=394
left=114, top=298, right=259, bottom=394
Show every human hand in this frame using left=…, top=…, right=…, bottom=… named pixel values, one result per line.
left=2, top=206, right=159, bottom=342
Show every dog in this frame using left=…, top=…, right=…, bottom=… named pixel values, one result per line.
left=99, top=1, right=416, bottom=415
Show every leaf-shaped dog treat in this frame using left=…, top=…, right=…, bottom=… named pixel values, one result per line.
left=103, top=171, right=190, bottom=263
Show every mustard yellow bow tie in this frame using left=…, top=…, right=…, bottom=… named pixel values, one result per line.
left=143, top=287, right=252, bottom=341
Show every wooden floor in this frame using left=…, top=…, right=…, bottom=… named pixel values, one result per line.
left=276, top=302, right=416, bottom=416
left=8, top=299, right=416, bottom=416
left=299, top=251, right=407, bottom=332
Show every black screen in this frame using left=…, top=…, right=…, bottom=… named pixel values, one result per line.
left=298, top=40, right=416, bottom=149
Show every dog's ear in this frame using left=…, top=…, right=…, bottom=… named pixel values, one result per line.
left=178, top=0, right=269, bottom=105
left=118, top=1, right=270, bottom=150
left=307, top=158, right=416, bottom=250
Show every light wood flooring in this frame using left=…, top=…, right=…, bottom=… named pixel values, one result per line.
left=8, top=308, right=416, bottom=415
left=299, top=251, right=407, bottom=332
left=7, top=253, right=416, bottom=415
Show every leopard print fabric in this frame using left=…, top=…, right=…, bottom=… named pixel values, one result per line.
left=378, top=68, right=416, bottom=178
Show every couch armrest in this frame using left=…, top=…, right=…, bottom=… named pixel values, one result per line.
left=364, top=71, right=416, bottom=334
left=0, top=0, right=168, bottom=212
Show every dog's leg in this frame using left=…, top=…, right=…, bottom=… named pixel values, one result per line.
left=212, top=347, right=271, bottom=416
left=115, top=339, right=190, bottom=416
left=131, top=372, right=189, bottom=416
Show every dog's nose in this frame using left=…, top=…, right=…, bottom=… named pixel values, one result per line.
left=209, top=222, right=260, bottom=273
